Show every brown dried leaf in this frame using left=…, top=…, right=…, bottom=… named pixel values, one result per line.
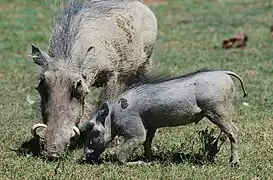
left=222, top=32, right=248, bottom=49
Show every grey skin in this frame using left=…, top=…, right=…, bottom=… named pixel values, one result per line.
left=83, top=69, right=247, bottom=166
left=30, top=0, right=157, bottom=159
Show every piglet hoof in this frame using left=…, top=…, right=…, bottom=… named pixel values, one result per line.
left=81, top=157, right=98, bottom=165
left=230, top=159, right=240, bottom=167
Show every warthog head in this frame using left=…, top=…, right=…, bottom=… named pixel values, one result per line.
left=83, top=103, right=110, bottom=162
left=31, top=44, right=90, bottom=159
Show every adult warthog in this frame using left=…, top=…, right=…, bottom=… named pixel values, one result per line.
left=83, top=69, right=247, bottom=166
left=30, top=0, right=157, bottom=159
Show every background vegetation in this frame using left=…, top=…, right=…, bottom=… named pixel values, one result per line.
left=0, top=0, right=272, bottom=179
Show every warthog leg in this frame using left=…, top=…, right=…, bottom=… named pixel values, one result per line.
left=205, top=104, right=239, bottom=166
left=144, top=127, right=157, bottom=161
left=117, top=117, right=146, bottom=163
left=117, top=136, right=146, bottom=163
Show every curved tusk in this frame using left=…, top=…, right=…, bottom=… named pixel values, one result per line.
left=31, top=123, right=47, bottom=137
left=73, top=126, right=81, bottom=137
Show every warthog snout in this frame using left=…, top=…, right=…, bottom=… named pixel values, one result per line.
left=45, top=152, right=59, bottom=161
left=31, top=123, right=80, bottom=158
left=82, top=147, right=96, bottom=162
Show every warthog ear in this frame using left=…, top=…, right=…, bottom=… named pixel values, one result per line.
left=87, top=121, right=95, bottom=130
left=31, top=44, right=50, bottom=68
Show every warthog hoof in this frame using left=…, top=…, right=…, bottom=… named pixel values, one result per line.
left=230, top=159, right=240, bottom=167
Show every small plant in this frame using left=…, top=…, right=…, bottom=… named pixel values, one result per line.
left=197, top=127, right=227, bottom=163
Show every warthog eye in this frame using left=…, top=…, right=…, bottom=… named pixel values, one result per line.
left=40, top=138, right=45, bottom=143
left=72, top=79, right=89, bottom=99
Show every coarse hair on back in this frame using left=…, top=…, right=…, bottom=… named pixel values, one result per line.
left=128, top=68, right=217, bottom=89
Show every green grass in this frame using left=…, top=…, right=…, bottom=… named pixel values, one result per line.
left=0, top=0, right=273, bottom=179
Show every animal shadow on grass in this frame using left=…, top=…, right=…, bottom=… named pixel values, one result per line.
left=12, top=137, right=42, bottom=157
left=81, top=128, right=227, bottom=165
left=145, top=128, right=227, bottom=165
left=13, top=132, right=86, bottom=158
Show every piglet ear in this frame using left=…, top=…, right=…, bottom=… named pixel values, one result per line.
left=98, top=103, right=109, bottom=119
left=87, top=121, right=95, bottom=130
left=31, top=44, right=50, bottom=68
left=96, top=103, right=109, bottom=126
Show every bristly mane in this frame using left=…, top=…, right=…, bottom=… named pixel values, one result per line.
left=128, top=68, right=217, bottom=89
left=47, top=0, right=135, bottom=61
left=48, top=0, right=84, bottom=59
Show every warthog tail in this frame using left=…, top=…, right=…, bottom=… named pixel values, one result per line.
left=225, top=71, right=247, bottom=97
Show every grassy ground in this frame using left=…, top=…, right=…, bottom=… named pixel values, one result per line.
left=0, top=0, right=273, bottom=179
